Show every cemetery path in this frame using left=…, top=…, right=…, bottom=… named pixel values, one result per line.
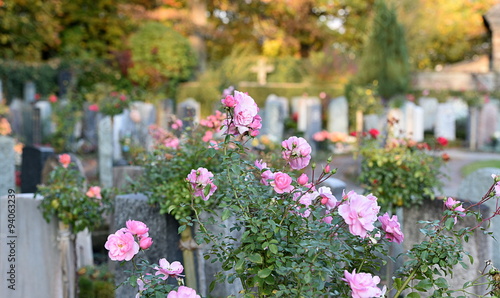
left=330, top=148, right=500, bottom=200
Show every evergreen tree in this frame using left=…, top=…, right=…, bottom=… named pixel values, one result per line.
left=354, top=0, right=410, bottom=103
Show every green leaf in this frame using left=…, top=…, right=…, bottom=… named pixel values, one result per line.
left=269, top=244, right=278, bottom=254
left=434, top=277, right=448, bottom=288
left=178, top=225, right=187, bottom=234
left=407, top=292, right=421, bottom=298
left=258, top=268, right=272, bottom=278
left=221, top=209, right=231, bottom=221
left=415, top=279, right=433, bottom=291
left=445, top=217, right=455, bottom=230
left=248, top=253, right=263, bottom=264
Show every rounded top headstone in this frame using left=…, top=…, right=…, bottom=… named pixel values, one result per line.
left=457, top=167, right=500, bottom=203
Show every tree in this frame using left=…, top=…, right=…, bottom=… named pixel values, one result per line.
left=353, top=0, right=409, bottom=102
left=128, top=22, right=197, bottom=93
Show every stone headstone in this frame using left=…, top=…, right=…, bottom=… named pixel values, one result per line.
left=327, top=96, right=349, bottom=135
left=301, top=98, right=322, bottom=151
left=8, top=99, right=24, bottom=136
left=20, top=145, right=54, bottom=193
left=34, top=101, right=53, bottom=140
left=450, top=97, right=469, bottom=120
left=413, top=106, right=424, bottom=142
left=262, top=94, right=289, bottom=142
left=402, top=198, right=490, bottom=296
left=40, top=153, right=86, bottom=186
left=457, top=167, right=500, bottom=267
left=364, top=114, right=382, bottom=132
left=478, top=102, right=499, bottom=149
left=112, top=113, right=125, bottom=163
left=250, top=58, right=274, bottom=85
left=177, top=98, right=200, bottom=128
left=419, top=97, right=439, bottom=131
left=82, top=103, right=99, bottom=148
left=112, top=193, right=183, bottom=298
left=23, top=81, right=36, bottom=103
left=158, top=98, right=175, bottom=129
left=434, top=102, right=456, bottom=141
left=21, top=102, right=33, bottom=145
left=0, top=193, right=93, bottom=298
left=58, top=69, right=72, bottom=98
left=296, top=97, right=320, bottom=133
left=98, top=116, right=113, bottom=188
left=0, top=136, right=15, bottom=196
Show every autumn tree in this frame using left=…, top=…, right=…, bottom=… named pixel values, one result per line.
left=353, top=0, right=409, bottom=101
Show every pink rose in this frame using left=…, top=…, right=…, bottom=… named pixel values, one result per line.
left=221, top=95, right=236, bottom=108
left=343, top=269, right=384, bottom=298
left=255, top=159, right=267, bottom=170
left=378, top=212, right=404, bottom=244
left=270, top=172, right=294, bottom=193
left=171, top=119, right=183, bottom=130
left=126, top=220, right=149, bottom=237
left=164, top=137, right=180, bottom=149
left=86, top=186, right=102, bottom=199
left=139, top=237, right=153, bottom=250
left=104, top=229, right=140, bottom=261
left=444, top=197, right=466, bottom=224
left=49, top=94, right=58, bottom=103
left=293, top=191, right=317, bottom=218
left=155, top=259, right=184, bottom=280
left=233, top=91, right=259, bottom=134
left=167, top=286, right=201, bottom=298
left=495, top=181, right=500, bottom=195
left=260, top=170, right=274, bottom=186
left=338, top=192, right=380, bottom=238
left=297, top=173, right=309, bottom=186
left=281, top=136, right=312, bottom=170
left=202, top=130, right=213, bottom=143
left=318, top=186, right=337, bottom=209
left=58, top=154, right=71, bottom=168
left=186, top=167, right=217, bottom=200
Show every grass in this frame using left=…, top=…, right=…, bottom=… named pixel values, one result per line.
left=461, top=160, right=500, bottom=177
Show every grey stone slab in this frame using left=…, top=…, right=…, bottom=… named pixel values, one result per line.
left=0, top=136, right=15, bottom=197
left=98, top=116, right=113, bottom=188
left=327, top=96, right=349, bottom=135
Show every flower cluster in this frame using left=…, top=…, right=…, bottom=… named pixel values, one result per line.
left=0, top=117, right=12, bottom=136
left=85, top=84, right=131, bottom=117
left=37, top=154, right=112, bottom=234
left=221, top=90, right=262, bottom=137
left=105, top=221, right=200, bottom=298
left=186, top=131, right=404, bottom=296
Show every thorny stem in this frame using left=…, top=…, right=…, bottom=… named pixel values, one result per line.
left=394, top=262, right=420, bottom=297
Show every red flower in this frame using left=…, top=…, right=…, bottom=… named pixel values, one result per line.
left=436, top=137, right=448, bottom=146
left=34, top=93, right=41, bottom=100
left=49, top=94, right=58, bottom=103
left=89, top=104, right=99, bottom=112
left=368, top=129, right=380, bottom=139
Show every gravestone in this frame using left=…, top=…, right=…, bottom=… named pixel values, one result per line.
left=419, top=97, right=439, bottom=131
left=58, top=69, right=72, bottom=98
left=0, top=136, right=15, bottom=196
left=177, top=98, right=200, bottom=128
left=434, top=102, right=456, bottom=141
left=0, top=193, right=93, bottom=298
left=327, top=96, right=349, bottom=135
left=82, top=103, right=99, bottom=148
left=98, top=116, right=113, bottom=188
left=8, top=99, right=23, bottom=136
left=250, top=58, right=274, bottom=85
left=21, top=102, right=33, bottom=144
left=363, top=114, right=381, bottom=132
left=402, top=198, right=491, bottom=296
left=34, top=101, right=53, bottom=140
left=299, top=98, right=322, bottom=151
left=401, top=102, right=424, bottom=141
left=40, top=153, right=86, bottom=186
left=20, top=145, right=54, bottom=193
left=262, top=94, right=288, bottom=142
left=23, top=81, right=36, bottom=103
left=112, top=193, right=183, bottom=298
left=478, top=102, right=499, bottom=149
left=457, top=168, right=500, bottom=267
left=111, top=113, right=125, bottom=163
left=157, top=98, right=175, bottom=129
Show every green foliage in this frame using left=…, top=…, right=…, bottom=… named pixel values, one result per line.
left=0, top=60, right=59, bottom=101
left=358, top=132, right=446, bottom=211
left=46, top=99, right=82, bottom=153
left=128, top=22, right=197, bottom=93
left=354, top=0, right=409, bottom=101
left=131, top=117, right=226, bottom=221
left=84, top=83, right=131, bottom=117
left=36, top=158, right=113, bottom=233
left=77, top=265, right=114, bottom=298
